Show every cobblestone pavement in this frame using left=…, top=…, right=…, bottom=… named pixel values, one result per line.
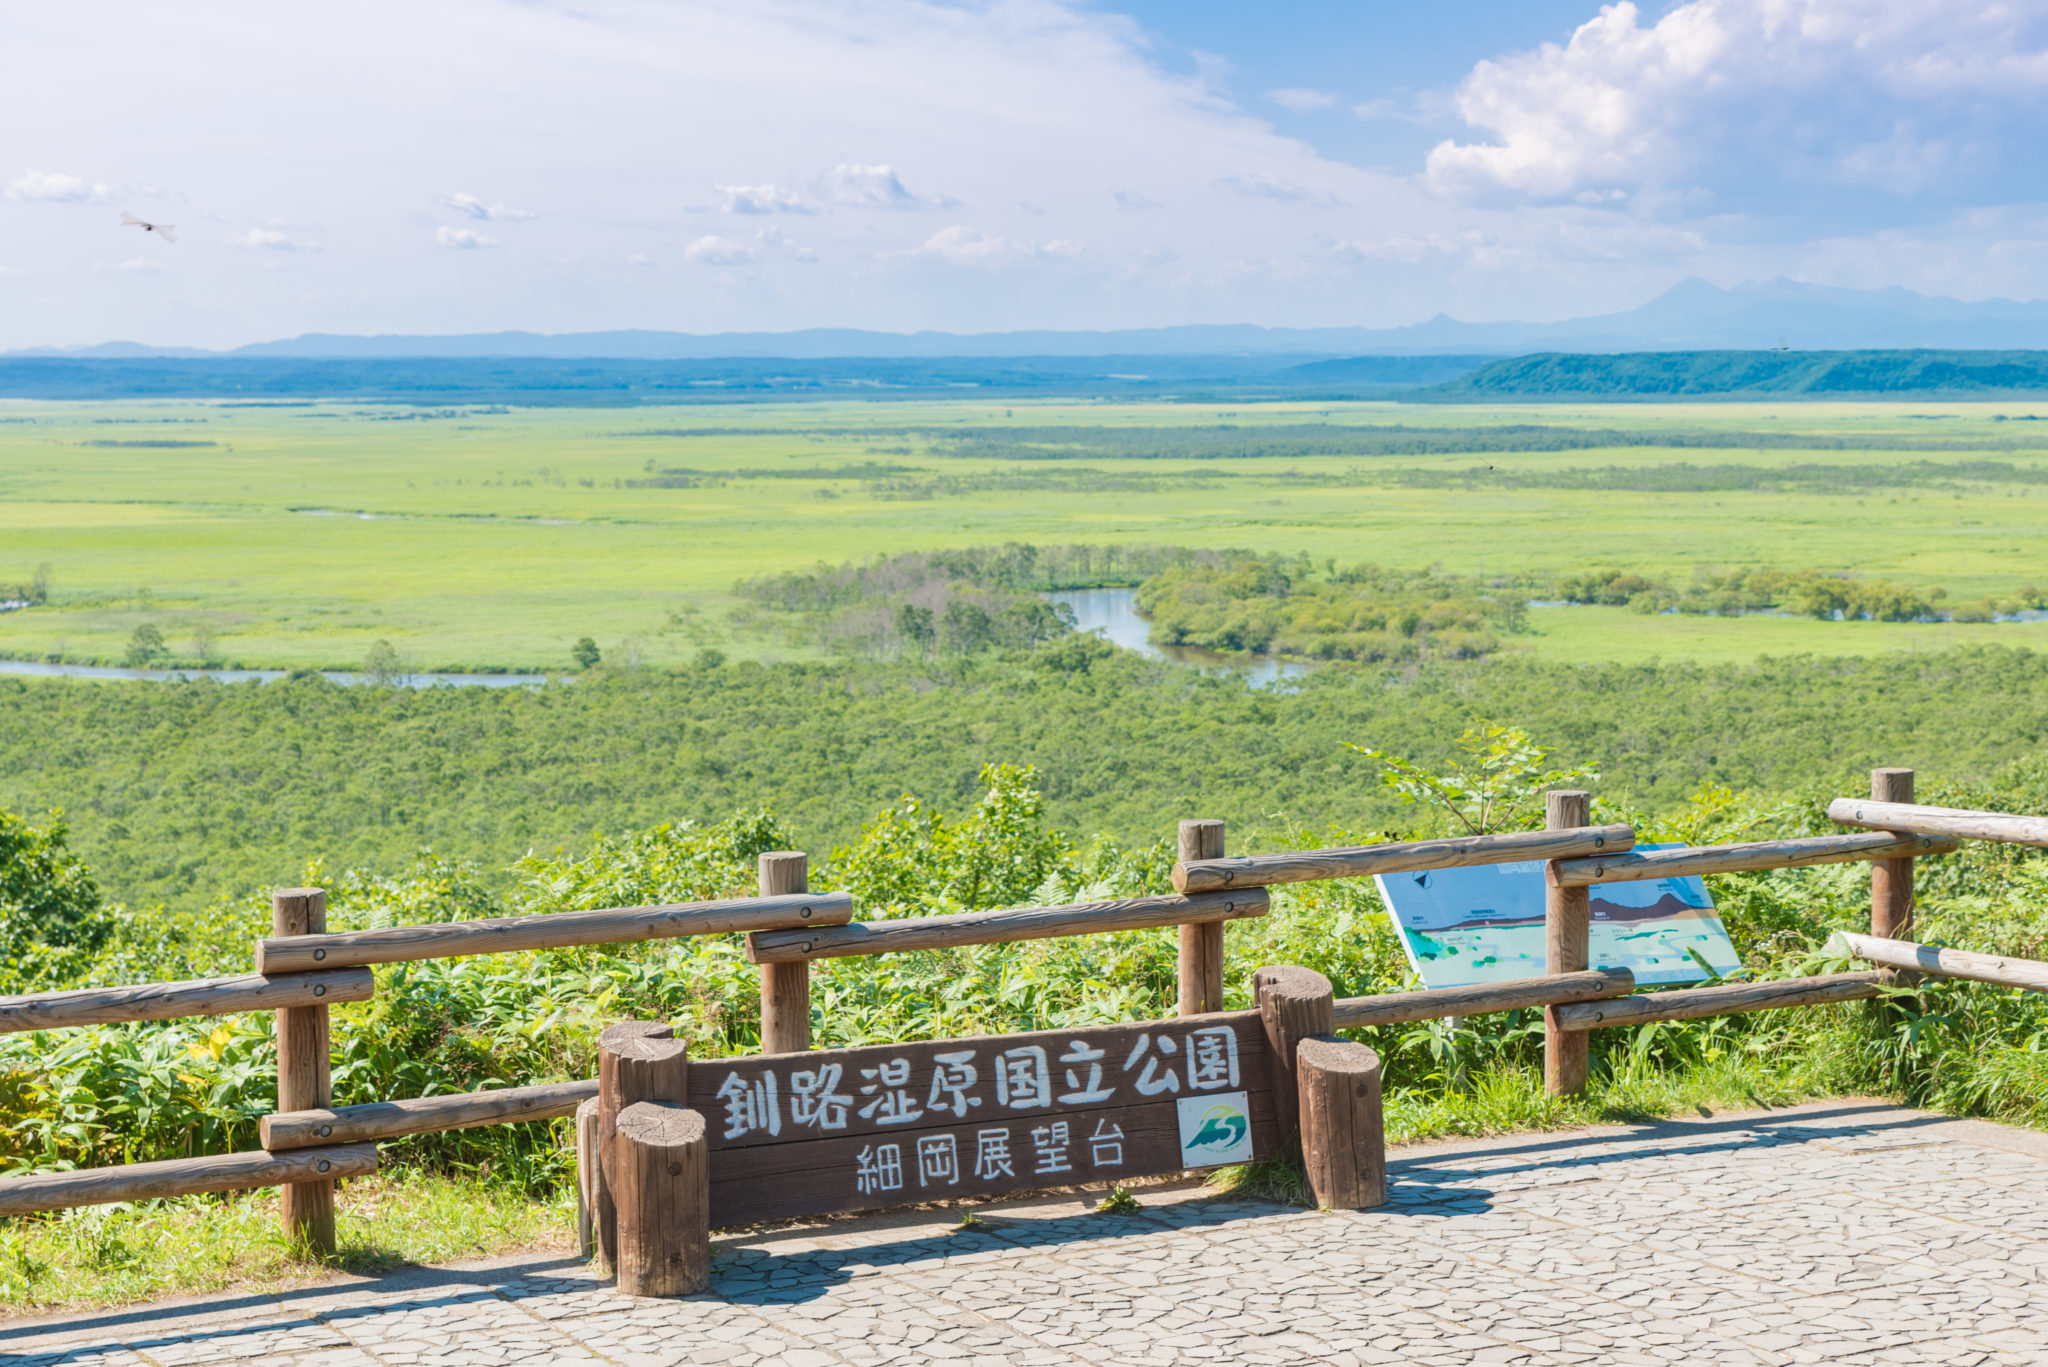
left=8, top=1101, right=2048, bottom=1367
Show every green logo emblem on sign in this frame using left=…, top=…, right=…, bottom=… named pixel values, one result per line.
left=1175, top=1090, right=1253, bottom=1166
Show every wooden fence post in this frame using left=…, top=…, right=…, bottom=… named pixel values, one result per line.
left=595, top=1021, right=686, bottom=1274
left=272, top=887, right=336, bottom=1256
left=1870, top=768, right=1916, bottom=940
left=1178, top=820, right=1226, bottom=1016
left=758, top=852, right=811, bottom=1053
left=272, top=893, right=335, bottom=1254
left=613, top=1101, right=709, bottom=1297
left=1297, top=1036, right=1385, bottom=1209
left=1543, top=791, right=1593, bottom=1097
left=1253, top=965, right=1334, bottom=1161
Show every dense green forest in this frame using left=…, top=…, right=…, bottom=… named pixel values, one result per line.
left=1429, top=349, right=2048, bottom=399
left=8, top=646, right=2048, bottom=914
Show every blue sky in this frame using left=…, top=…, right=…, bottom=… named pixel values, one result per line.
left=4, top=1, right=2046, bottom=348
left=1104, top=1, right=1607, bottom=169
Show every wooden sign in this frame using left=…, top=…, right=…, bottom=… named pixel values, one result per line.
left=689, top=1010, right=1278, bottom=1226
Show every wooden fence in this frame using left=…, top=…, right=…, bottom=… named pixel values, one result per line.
left=3, top=765, right=2046, bottom=1297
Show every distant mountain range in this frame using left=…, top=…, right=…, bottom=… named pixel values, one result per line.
left=17, top=277, right=2048, bottom=359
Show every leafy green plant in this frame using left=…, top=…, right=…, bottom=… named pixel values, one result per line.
left=0, top=809, right=107, bottom=981
left=1094, top=1186, right=1141, bottom=1214
left=1344, top=723, right=1599, bottom=835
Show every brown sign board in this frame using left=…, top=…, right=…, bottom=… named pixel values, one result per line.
left=689, top=1010, right=1277, bottom=1226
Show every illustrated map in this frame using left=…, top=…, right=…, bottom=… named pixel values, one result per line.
left=1373, top=846, right=1743, bottom=989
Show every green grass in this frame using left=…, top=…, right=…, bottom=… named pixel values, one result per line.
left=7, top=397, right=2048, bottom=670
left=0, top=1171, right=574, bottom=1317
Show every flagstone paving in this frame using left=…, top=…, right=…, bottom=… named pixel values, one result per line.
left=8, top=1100, right=2048, bottom=1367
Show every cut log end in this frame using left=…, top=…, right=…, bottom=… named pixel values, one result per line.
left=1296, top=1035, right=1385, bottom=1211
left=613, top=1101, right=710, bottom=1298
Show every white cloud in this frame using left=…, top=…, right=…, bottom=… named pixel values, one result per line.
left=96, top=257, right=164, bottom=273
left=626, top=252, right=655, bottom=267
left=1113, top=190, right=1161, bottom=210
left=824, top=162, right=950, bottom=209
left=721, top=183, right=816, bottom=214
left=227, top=227, right=311, bottom=251
left=1426, top=0, right=2048, bottom=206
left=684, top=234, right=758, bottom=265
left=435, top=226, right=499, bottom=249
left=443, top=191, right=536, bottom=221
left=0, top=266, right=27, bottom=279
left=1267, top=87, right=1337, bottom=113
left=7, top=170, right=113, bottom=203
left=913, top=225, right=1079, bottom=266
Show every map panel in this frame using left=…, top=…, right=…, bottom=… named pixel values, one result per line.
left=1374, top=846, right=1743, bottom=989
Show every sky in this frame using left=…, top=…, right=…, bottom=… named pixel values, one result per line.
left=4, top=0, right=2048, bottom=348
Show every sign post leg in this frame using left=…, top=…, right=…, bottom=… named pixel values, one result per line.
left=597, top=1021, right=687, bottom=1275
left=615, top=1101, right=709, bottom=1297
left=1253, top=965, right=1334, bottom=1161
left=1297, top=1036, right=1385, bottom=1209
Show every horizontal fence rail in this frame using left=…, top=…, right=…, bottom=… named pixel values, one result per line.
left=1550, top=971, right=1896, bottom=1031
left=1172, top=825, right=1635, bottom=894
left=255, top=891, right=854, bottom=973
left=745, top=888, right=1267, bottom=964
left=262, top=1079, right=598, bottom=1151
left=1332, top=969, right=1636, bottom=1029
left=1828, top=798, right=2048, bottom=848
left=1831, top=931, right=2048, bottom=993
left=1548, top=832, right=1958, bottom=888
left=0, top=1144, right=381, bottom=1217
left=0, top=968, right=374, bottom=1035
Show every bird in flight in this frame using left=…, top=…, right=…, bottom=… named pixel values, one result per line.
left=120, top=212, right=176, bottom=244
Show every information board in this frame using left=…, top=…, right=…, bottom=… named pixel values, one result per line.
left=1374, top=845, right=1742, bottom=990
left=691, top=1011, right=1277, bottom=1225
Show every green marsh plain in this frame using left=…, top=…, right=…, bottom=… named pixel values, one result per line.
left=6, top=396, right=2048, bottom=670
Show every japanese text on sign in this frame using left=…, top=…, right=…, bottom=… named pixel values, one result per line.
left=710, top=1024, right=1244, bottom=1144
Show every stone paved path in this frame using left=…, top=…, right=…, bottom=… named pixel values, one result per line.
left=8, top=1100, right=2048, bottom=1367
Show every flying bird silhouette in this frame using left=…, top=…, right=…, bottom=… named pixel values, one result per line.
left=120, top=212, right=176, bottom=244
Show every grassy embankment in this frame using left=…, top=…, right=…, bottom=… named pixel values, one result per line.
left=5, top=398, right=2048, bottom=669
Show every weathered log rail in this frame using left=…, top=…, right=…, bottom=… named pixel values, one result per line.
left=745, top=888, right=1267, bottom=964
left=1830, top=930, right=2048, bottom=993
left=1548, top=831, right=1957, bottom=887
left=1828, top=797, right=2048, bottom=848
left=255, top=891, right=855, bottom=973
left=1172, top=824, right=1635, bottom=893
left=1551, top=971, right=1897, bottom=1030
left=0, top=968, right=374, bottom=1034
left=0, top=1143, right=381, bottom=1217
left=12, top=764, right=2048, bottom=1296
left=261, top=1079, right=599, bottom=1151
left=1332, top=969, right=1636, bottom=1029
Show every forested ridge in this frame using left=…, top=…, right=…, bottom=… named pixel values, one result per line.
left=6, top=645, right=2048, bottom=911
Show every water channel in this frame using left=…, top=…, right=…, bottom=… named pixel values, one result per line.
left=1048, top=587, right=1308, bottom=689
